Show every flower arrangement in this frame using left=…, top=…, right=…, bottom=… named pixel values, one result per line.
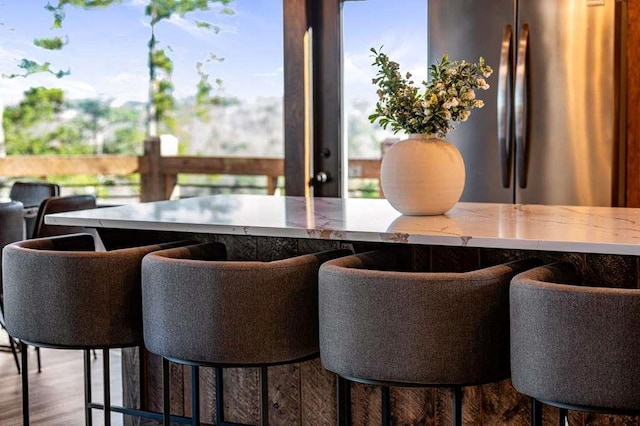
left=368, top=47, right=493, bottom=138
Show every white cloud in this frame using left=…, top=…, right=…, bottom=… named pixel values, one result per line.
left=0, top=70, right=149, bottom=106
left=167, top=14, right=236, bottom=38
left=126, top=0, right=147, bottom=7
left=0, top=72, right=98, bottom=104
left=343, top=27, right=428, bottom=102
left=102, top=72, right=148, bottom=104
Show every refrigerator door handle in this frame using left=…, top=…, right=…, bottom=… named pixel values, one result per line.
left=515, top=23, right=529, bottom=189
left=497, top=25, right=513, bottom=188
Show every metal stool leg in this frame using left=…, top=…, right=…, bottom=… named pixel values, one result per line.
left=84, top=350, right=93, bottom=426
left=8, top=336, right=20, bottom=373
left=215, top=367, right=225, bottom=424
left=558, top=407, right=568, bottom=426
left=103, top=349, right=111, bottom=426
left=20, top=341, right=29, bottom=425
left=531, top=398, right=542, bottom=426
left=452, top=387, right=462, bottom=426
left=36, top=346, right=41, bottom=373
left=191, top=366, right=200, bottom=426
left=381, top=386, right=391, bottom=426
left=163, top=358, right=171, bottom=426
left=337, top=376, right=351, bottom=426
left=259, top=367, right=268, bottom=426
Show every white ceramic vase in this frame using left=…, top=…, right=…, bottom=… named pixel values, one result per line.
left=380, top=134, right=465, bottom=216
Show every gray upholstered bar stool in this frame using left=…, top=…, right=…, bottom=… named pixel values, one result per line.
left=510, top=262, right=640, bottom=425
left=0, top=200, right=26, bottom=372
left=2, top=233, right=188, bottom=426
left=319, top=250, right=541, bottom=426
left=141, top=242, right=351, bottom=426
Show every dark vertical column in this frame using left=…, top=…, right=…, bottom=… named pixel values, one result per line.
left=284, top=0, right=312, bottom=197
left=311, top=0, right=343, bottom=197
left=626, top=1, right=639, bottom=206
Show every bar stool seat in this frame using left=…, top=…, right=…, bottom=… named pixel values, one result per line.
left=141, top=242, right=351, bottom=425
left=510, top=262, right=640, bottom=424
left=318, top=250, right=541, bottom=425
left=2, top=233, right=188, bottom=426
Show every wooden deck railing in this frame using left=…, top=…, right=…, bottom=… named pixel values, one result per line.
left=0, top=137, right=382, bottom=202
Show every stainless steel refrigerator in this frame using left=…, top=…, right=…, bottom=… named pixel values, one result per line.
left=427, top=0, right=627, bottom=206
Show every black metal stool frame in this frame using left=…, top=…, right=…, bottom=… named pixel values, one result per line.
left=19, top=342, right=194, bottom=426
left=161, top=352, right=318, bottom=426
left=336, top=374, right=510, bottom=426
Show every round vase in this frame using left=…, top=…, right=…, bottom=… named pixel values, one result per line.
left=380, top=134, right=465, bottom=216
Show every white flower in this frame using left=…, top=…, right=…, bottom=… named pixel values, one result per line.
left=477, top=78, right=490, bottom=90
left=368, top=48, right=493, bottom=136
left=443, top=97, right=459, bottom=110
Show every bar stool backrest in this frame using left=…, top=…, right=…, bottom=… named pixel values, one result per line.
left=510, top=262, right=640, bottom=412
left=9, top=181, right=60, bottom=239
left=9, top=181, right=60, bottom=209
left=31, top=194, right=96, bottom=239
left=319, top=250, right=543, bottom=386
left=0, top=201, right=25, bottom=319
left=3, top=233, right=189, bottom=349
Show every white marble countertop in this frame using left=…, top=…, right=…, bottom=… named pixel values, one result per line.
left=44, top=194, right=640, bottom=255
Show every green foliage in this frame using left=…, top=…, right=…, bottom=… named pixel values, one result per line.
left=4, top=87, right=64, bottom=127
left=145, top=0, right=233, bottom=25
left=151, top=49, right=173, bottom=74
left=3, top=89, right=92, bottom=156
left=3, top=1, right=117, bottom=80
left=104, top=126, right=145, bottom=155
left=145, top=0, right=234, bottom=134
left=369, top=47, right=493, bottom=138
left=68, top=98, right=145, bottom=154
left=45, top=0, right=122, bottom=28
left=33, top=36, right=68, bottom=50
left=4, top=89, right=145, bottom=156
left=5, top=0, right=235, bottom=151
left=2, top=59, right=69, bottom=79
left=195, top=56, right=225, bottom=120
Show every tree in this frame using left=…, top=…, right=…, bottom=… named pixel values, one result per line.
left=70, top=99, right=145, bottom=155
left=3, top=1, right=234, bottom=151
left=42, top=0, right=234, bottom=137
left=0, top=1, right=115, bottom=155
left=3, top=87, right=93, bottom=155
left=144, top=0, right=234, bottom=136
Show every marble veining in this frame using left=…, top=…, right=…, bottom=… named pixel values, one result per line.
left=44, top=194, right=640, bottom=255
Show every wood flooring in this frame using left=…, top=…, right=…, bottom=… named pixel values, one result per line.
left=0, top=329, right=130, bottom=426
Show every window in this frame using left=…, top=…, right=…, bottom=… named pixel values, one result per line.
left=342, top=0, right=427, bottom=197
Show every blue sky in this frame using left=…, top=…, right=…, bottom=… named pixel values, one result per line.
left=0, top=0, right=426, bottom=106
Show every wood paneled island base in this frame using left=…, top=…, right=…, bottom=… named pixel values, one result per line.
left=108, top=235, right=637, bottom=426
left=45, top=195, right=640, bottom=425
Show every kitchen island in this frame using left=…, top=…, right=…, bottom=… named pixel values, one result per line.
left=47, top=195, right=640, bottom=425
